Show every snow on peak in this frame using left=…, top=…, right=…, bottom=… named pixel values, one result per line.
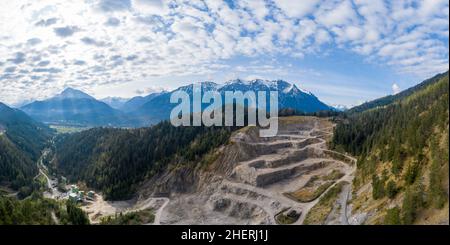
left=189, top=79, right=317, bottom=97
left=296, top=85, right=313, bottom=95
left=279, top=82, right=313, bottom=96
left=250, top=79, right=277, bottom=88
left=224, top=78, right=245, bottom=85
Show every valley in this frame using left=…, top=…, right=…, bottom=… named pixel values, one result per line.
left=35, top=116, right=357, bottom=225
left=31, top=139, right=173, bottom=225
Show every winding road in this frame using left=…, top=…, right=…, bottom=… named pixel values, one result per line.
left=34, top=148, right=61, bottom=224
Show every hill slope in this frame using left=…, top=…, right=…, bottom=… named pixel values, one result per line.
left=332, top=72, right=449, bottom=224
left=348, top=71, right=448, bottom=114
left=53, top=121, right=235, bottom=200
left=0, top=102, right=53, bottom=191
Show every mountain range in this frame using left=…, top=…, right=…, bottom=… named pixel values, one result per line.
left=128, top=79, right=333, bottom=126
left=19, top=80, right=333, bottom=127
left=21, top=88, right=127, bottom=127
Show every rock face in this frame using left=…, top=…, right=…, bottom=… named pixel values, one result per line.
left=138, top=116, right=356, bottom=225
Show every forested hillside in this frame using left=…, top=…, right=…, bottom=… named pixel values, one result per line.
left=0, top=103, right=54, bottom=193
left=347, top=71, right=449, bottom=114
left=0, top=136, right=37, bottom=190
left=54, top=121, right=236, bottom=200
left=332, top=72, right=449, bottom=224
left=0, top=193, right=89, bottom=225
left=0, top=103, right=53, bottom=160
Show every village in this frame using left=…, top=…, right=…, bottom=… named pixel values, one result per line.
left=36, top=148, right=147, bottom=224
left=67, top=184, right=96, bottom=203
left=42, top=173, right=97, bottom=204
left=37, top=157, right=95, bottom=205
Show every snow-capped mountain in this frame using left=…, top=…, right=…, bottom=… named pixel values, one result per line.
left=131, top=79, right=333, bottom=126
left=218, top=79, right=331, bottom=112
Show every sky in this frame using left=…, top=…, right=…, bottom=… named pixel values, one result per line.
left=0, top=0, right=448, bottom=108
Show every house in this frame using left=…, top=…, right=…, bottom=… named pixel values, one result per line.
left=68, top=193, right=78, bottom=202
left=68, top=185, right=85, bottom=202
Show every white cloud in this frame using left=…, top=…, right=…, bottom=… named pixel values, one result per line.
left=315, top=29, right=331, bottom=45
left=392, top=83, right=401, bottom=94
left=316, top=0, right=357, bottom=27
left=419, top=0, right=448, bottom=17
left=0, top=0, right=448, bottom=104
left=345, top=26, right=364, bottom=41
left=131, top=0, right=169, bottom=15
left=274, top=0, right=319, bottom=18
left=239, top=0, right=269, bottom=21
left=135, top=85, right=166, bottom=95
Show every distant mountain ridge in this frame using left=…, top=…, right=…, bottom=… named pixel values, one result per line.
left=21, top=88, right=127, bottom=127
left=20, top=79, right=333, bottom=127
left=100, top=97, right=129, bottom=110
left=131, top=79, right=333, bottom=126
left=120, top=91, right=167, bottom=112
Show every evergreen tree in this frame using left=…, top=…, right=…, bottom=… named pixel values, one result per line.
left=384, top=206, right=401, bottom=225
left=66, top=201, right=90, bottom=225
left=386, top=180, right=398, bottom=199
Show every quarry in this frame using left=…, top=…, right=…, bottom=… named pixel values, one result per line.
left=139, top=116, right=359, bottom=225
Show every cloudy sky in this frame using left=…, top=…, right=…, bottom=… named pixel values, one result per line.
left=0, top=0, right=448, bottom=107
